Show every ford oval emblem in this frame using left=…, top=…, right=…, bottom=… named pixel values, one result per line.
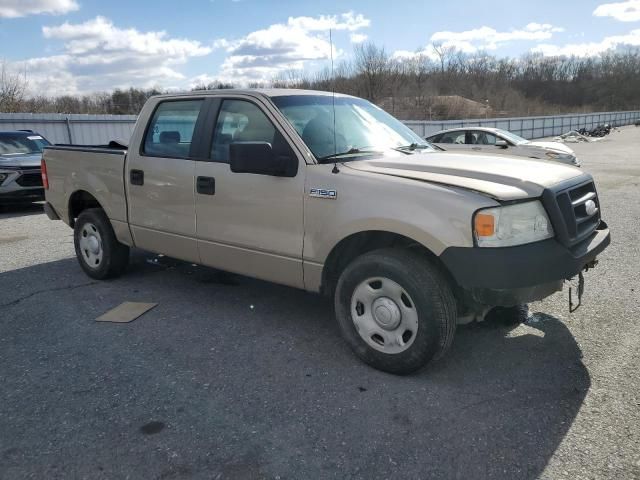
left=585, top=199, right=598, bottom=216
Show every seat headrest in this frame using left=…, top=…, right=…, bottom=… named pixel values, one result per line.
left=160, top=131, right=180, bottom=143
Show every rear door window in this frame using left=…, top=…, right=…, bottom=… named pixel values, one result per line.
left=143, top=100, right=204, bottom=158
left=469, top=131, right=498, bottom=145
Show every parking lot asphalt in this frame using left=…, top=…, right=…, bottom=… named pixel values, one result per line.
left=1, top=127, right=639, bottom=480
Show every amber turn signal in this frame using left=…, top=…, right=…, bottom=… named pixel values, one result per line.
left=474, top=213, right=495, bottom=237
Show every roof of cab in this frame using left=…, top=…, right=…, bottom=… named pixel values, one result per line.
left=151, top=88, right=356, bottom=100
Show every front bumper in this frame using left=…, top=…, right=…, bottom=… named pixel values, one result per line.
left=0, top=187, right=45, bottom=202
left=440, top=221, right=610, bottom=306
left=0, top=168, right=44, bottom=203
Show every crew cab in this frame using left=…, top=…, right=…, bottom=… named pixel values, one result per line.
left=42, top=89, right=610, bottom=374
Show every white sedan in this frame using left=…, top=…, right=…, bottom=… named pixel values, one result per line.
left=426, top=127, right=580, bottom=167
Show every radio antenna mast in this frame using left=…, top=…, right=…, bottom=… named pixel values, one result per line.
left=329, top=28, right=339, bottom=173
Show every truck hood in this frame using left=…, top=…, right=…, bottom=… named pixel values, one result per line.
left=0, top=153, right=42, bottom=169
left=526, top=141, right=575, bottom=155
left=344, top=152, right=584, bottom=201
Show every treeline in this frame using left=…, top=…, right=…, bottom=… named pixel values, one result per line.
left=2, top=45, right=640, bottom=119
left=267, top=44, right=640, bottom=119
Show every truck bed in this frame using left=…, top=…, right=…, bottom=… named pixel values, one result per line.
left=43, top=145, right=128, bottom=228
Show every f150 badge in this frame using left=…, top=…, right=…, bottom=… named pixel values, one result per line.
left=309, top=188, right=337, bottom=199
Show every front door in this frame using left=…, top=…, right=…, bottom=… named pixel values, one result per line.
left=126, top=98, right=206, bottom=263
left=194, top=97, right=305, bottom=288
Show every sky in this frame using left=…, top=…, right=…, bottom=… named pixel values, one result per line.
left=0, top=0, right=639, bottom=96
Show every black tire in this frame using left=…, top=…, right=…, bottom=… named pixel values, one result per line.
left=74, top=208, right=129, bottom=280
left=334, top=248, right=457, bottom=375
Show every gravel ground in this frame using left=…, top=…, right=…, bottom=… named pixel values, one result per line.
left=0, top=126, right=638, bottom=479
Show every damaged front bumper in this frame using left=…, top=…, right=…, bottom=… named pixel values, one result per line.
left=439, top=221, right=610, bottom=306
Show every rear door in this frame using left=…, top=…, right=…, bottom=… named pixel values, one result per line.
left=126, top=98, right=207, bottom=263
left=193, top=95, right=305, bottom=288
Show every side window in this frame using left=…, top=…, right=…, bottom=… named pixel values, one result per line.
left=470, top=131, right=497, bottom=145
left=212, top=100, right=277, bottom=163
left=143, top=100, right=203, bottom=158
left=439, top=131, right=466, bottom=144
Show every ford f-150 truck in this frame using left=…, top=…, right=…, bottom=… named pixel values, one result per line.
left=42, top=89, right=610, bottom=374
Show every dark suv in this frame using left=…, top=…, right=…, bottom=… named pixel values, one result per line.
left=0, top=130, right=51, bottom=203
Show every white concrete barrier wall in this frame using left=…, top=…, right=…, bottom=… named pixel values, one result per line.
left=404, top=111, right=640, bottom=139
left=1, top=110, right=639, bottom=145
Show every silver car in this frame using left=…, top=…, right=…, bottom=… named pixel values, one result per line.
left=426, top=127, right=580, bottom=167
left=0, top=130, right=50, bottom=204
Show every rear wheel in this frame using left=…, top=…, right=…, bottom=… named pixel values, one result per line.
left=334, top=248, right=457, bottom=374
left=74, top=208, right=129, bottom=279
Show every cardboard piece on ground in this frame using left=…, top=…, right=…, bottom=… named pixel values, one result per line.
left=96, top=302, right=157, bottom=323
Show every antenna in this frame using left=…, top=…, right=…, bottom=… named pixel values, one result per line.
left=329, top=28, right=339, bottom=173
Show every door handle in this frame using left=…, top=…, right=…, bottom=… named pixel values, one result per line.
left=130, top=169, right=144, bottom=186
left=196, top=176, right=215, bottom=195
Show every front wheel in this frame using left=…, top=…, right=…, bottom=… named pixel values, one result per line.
left=74, top=208, right=129, bottom=280
left=334, top=248, right=457, bottom=375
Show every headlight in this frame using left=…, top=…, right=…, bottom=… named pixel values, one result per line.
left=474, top=200, right=554, bottom=247
left=0, top=172, right=9, bottom=185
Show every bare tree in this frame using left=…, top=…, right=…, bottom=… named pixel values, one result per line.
left=353, top=42, right=390, bottom=102
left=0, top=61, right=27, bottom=112
left=431, top=43, right=456, bottom=74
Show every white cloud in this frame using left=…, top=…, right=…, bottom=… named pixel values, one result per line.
left=350, top=33, right=368, bottom=44
left=15, top=16, right=212, bottom=95
left=0, top=0, right=78, bottom=18
left=593, top=0, right=640, bottom=22
left=429, top=23, right=564, bottom=53
left=287, top=12, right=369, bottom=32
left=532, top=29, right=640, bottom=56
left=209, top=12, right=370, bottom=84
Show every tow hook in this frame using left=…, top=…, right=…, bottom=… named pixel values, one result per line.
left=568, top=261, right=598, bottom=313
left=569, top=272, right=585, bottom=312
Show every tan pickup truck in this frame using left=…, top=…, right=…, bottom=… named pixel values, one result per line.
left=42, top=89, right=610, bottom=374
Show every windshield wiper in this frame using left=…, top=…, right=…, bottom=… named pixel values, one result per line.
left=318, top=147, right=382, bottom=163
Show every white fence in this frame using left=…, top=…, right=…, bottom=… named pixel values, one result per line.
left=0, top=113, right=137, bottom=145
left=404, top=111, right=640, bottom=139
left=1, top=110, right=640, bottom=145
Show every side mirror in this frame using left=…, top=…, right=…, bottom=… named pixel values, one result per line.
left=495, top=140, right=508, bottom=148
left=230, top=141, right=297, bottom=177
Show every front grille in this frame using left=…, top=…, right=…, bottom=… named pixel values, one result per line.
left=16, top=171, right=43, bottom=187
left=553, top=180, right=600, bottom=246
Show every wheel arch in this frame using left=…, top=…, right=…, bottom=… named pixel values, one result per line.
left=67, top=190, right=103, bottom=227
left=320, top=230, right=456, bottom=297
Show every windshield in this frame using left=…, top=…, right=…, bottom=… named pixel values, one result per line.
left=0, top=133, right=50, bottom=156
left=271, top=95, right=433, bottom=160
left=495, top=129, right=528, bottom=145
